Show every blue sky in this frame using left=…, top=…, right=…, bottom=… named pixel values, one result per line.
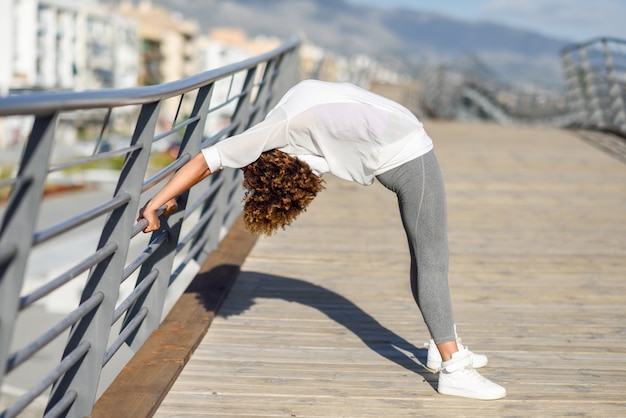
left=349, top=0, right=626, bottom=42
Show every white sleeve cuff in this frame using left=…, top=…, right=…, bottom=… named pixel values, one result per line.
left=201, top=146, right=222, bottom=173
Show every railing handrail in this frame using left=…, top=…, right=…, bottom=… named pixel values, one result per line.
left=0, top=36, right=301, bottom=418
left=0, top=37, right=301, bottom=116
left=560, top=36, right=626, bottom=54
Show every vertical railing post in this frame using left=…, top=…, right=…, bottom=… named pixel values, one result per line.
left=0, top=114, right=58, bottom=387
left=45, top=102, right=160, bottom=417
left=123, top=84, right=215, bottom=349
left=602, top=39, right=626, bottom=133
left=193, top=67, right=259, bottom=264
left=252, top=57, right=281, bottom=121
left=276, top=45, right=302, bottom=100
left=580, top=45, right=609, bottom=129
left=561, top=49, right=588, bottom=127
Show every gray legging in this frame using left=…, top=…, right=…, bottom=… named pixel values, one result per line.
left=376, top=150, right=456, bottom=344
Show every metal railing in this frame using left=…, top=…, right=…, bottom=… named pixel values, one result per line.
left=418, top=64, right=572, bottom=126
left=561, top=37, right=626, bottom=136
left=0, top=36, right=301, bottom=418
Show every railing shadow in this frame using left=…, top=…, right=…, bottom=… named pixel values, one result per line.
left=196, top=270, right=436, bottom=391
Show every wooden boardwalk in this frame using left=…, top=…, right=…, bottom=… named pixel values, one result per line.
left=151, top=121, right=626, bottom=417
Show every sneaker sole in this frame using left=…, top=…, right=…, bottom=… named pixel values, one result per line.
left=438, top=386, right=506, bottom=400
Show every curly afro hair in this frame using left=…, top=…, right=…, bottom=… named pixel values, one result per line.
left=242, top=149, right=325, bottom=235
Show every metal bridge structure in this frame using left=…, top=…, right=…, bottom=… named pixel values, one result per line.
left=561, top=37, right=626, bottom=137
left=420, top=38, right=626, bottom=134
left=419, top=68, right=573, bottom=127
left=0, top=36, right=300, bottom=418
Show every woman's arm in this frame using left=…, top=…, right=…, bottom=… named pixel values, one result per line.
left=138, top=153, right=215, bottom=233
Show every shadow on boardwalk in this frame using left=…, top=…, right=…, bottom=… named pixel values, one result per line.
left=216, top=272, right=434, bottom=387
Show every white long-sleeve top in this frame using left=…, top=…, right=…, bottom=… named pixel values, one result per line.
left=201, top=79, right=433, bottom=185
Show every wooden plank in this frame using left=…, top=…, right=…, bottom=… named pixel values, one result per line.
left=154, top=121, right=626, bottom=417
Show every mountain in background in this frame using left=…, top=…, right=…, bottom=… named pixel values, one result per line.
left=129, top=0, right=575, bottom=89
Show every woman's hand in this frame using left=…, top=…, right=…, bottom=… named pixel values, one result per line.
left=136, top=153, right=213, bottom=233
left=138, top=198, right=178, bottom=233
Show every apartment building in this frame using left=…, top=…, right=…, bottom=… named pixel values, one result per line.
left=0, top=0, right=139, bottom=94
left=117, top=0, right=201, bottom=86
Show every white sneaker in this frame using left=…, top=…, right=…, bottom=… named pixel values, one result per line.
left=425, top=337, right=488, bottom=371
left=437, top=348, right=506, bottom=400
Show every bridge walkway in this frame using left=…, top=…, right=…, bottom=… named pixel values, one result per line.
left=96, top=120, right=626, bottom=417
